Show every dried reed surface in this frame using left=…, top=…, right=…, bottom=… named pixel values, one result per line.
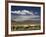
left=11, top=21, right=40, bottom=31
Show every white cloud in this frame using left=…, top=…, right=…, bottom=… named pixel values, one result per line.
left=11, top=10, right=40, bottom=22
left=11, top=10, right=20, bottom=14
left=11, top=10, right=34, bottom=15
left=11, top=15, right=40, bottom=22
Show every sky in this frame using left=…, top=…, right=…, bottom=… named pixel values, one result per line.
left=11, top=6, right=41, bottom=16
left=11, top=6, right=40, bottom=22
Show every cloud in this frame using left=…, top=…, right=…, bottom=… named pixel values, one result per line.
left=11, top=10, right=40, bottom=22
left=11, top=10, right=34, bottom=15
left=11, top=15, right=40, bottom=22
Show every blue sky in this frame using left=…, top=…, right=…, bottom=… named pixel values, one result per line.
left=11, top=6, right=40, bottom=22
left=11, top=6, right=41, bottom=16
